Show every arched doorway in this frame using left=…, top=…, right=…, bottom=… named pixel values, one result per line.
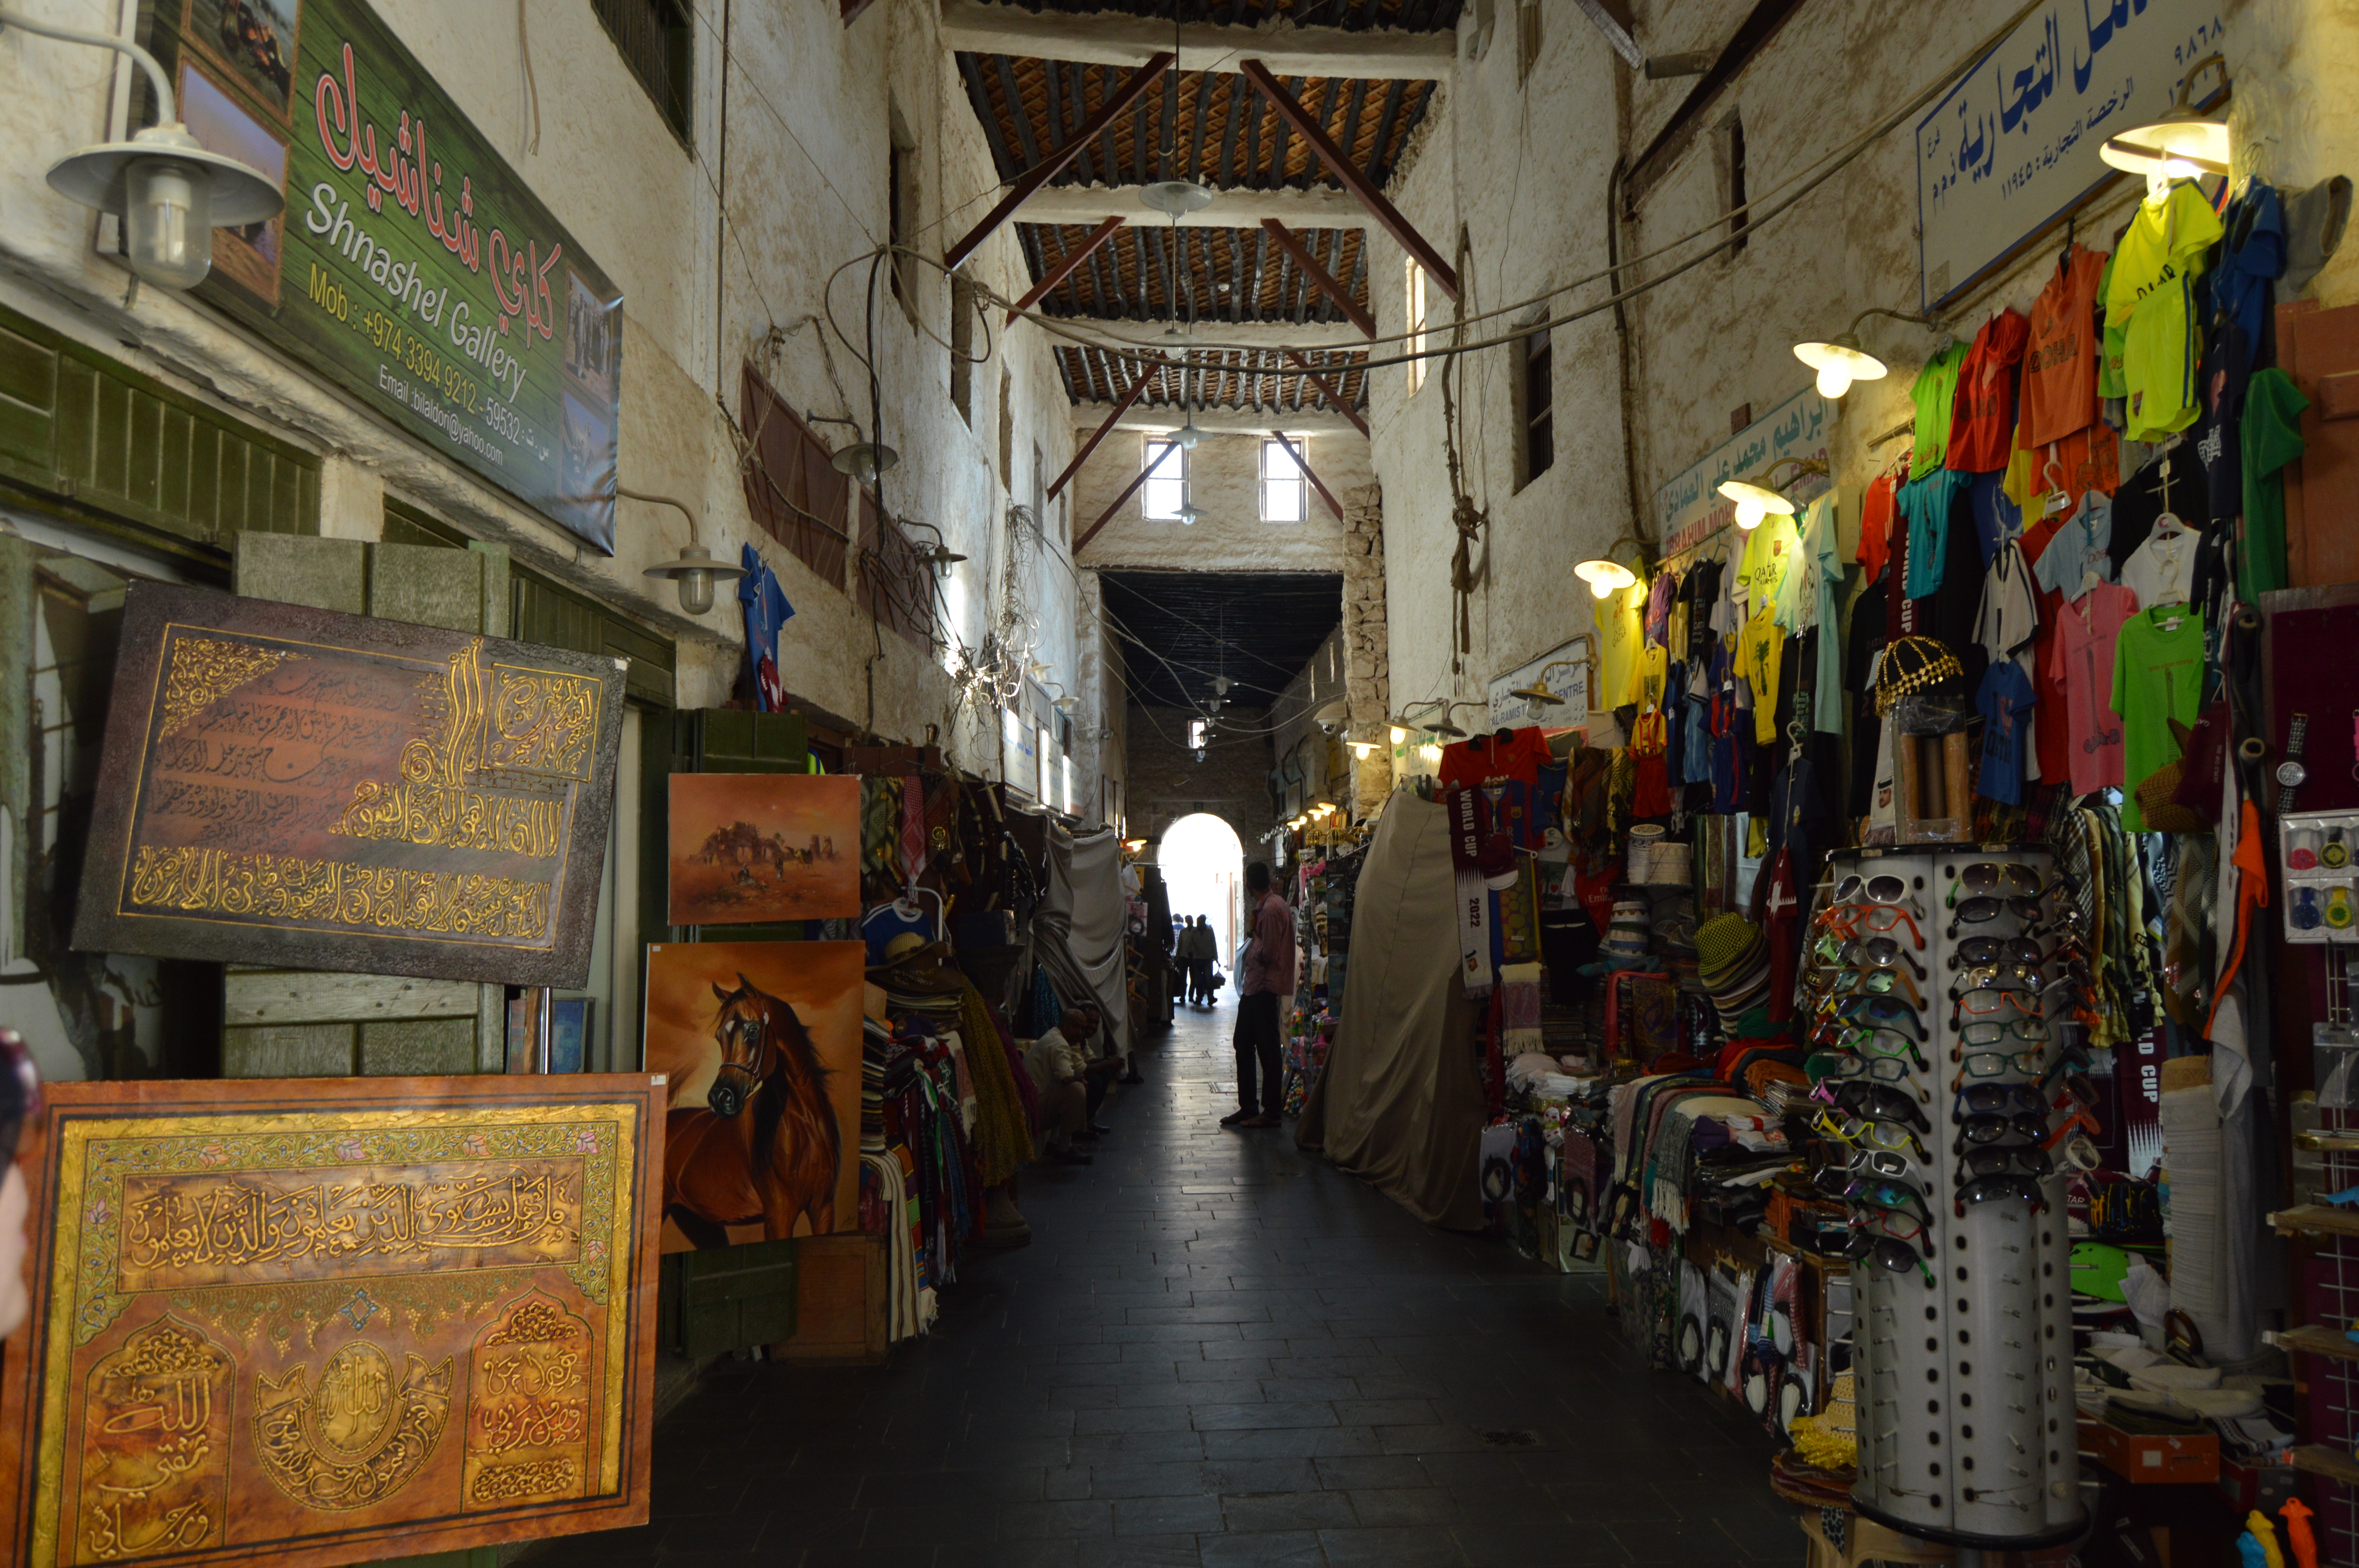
left=1158, top=813, right=1245, bottom=980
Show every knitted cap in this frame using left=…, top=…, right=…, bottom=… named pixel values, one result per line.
left=1694, top=913, right=1763, bottom=983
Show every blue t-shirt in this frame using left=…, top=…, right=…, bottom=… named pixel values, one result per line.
left=738, top=544, right=794, bottom=710
left=2030, top=494, right=2114, bottom=596
left=2211, top=179, right=2285, bottom=355
left=1901, top=470, right=1973, bottom=598
left=1975, top=660, right=2037, bottom=806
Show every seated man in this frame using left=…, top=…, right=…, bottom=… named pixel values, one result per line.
left=1024, top=1005, right=1118, bottom=1166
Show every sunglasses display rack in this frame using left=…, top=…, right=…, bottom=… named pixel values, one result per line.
left=2281, top=809, right=2359, bottom=944
left=1810, top=849, right=2086, bottom=1552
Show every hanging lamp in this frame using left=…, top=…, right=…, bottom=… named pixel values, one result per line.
left=2100, top=54, right=2231, bottom=178
left=1791, top=307, right=1945, bottom=399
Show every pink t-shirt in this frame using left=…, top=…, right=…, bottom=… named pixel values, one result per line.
left=2046, top=582, right=2139, bottom=794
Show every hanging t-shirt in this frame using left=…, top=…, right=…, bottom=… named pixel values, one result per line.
left=1900, top=469, right=1974, bottom=598
left=1975, top=660, right=2037, bottom=806
left=2030, top=492, right=2114, bottom=598
left=2025, top=245, right=2108, bottom=446
left=1976, top=541, right=2041, bottom=662
left=2122, top=524, right=2199, bottom=611
left=2241, top=367, right=2308, bottom=603
left=1733, top=603, right=1786, bottom=747
left=1645, top=569, right=1679, bottom=648
left=2047, top=582, right=2137, bottom=795
left=2106, top=454, right=2212, bottom=577
left=1909, top=342, right=1970, bottom=478
left=1596, top=581, right=1648, bottom=709
left=2106, top=181, right=2226, bottom=443
left=1802, top=496, right=1846, bottom=735
left=738, top=543, right=795, bottom=712
left=1948, top=309, right=2031, bottom=472
left=2111, top=603, right=2208, bottom=830
left=1684, top=557, right=1723, bottom=662
left=1859, top=474, right=1899, bottom=585
left=2194, top=325, right=2250, bottom=529
left=1633, top=642, right=1670, bottom=713
left=1439, top=728, right=1554, bottom=791
left=1968, top=471, right=2024, bottom=564
left=1736, top=510, right=1802, bottom=613
left=2016, top=514, right=2074, bottom=786
left=1845, top=577, right=1891, bottom=816
left=2210, top=179, right=2286, bottom=357
left=2097, top=249, right=2126, bottom=401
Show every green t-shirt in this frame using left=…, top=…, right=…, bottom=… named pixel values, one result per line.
left=1909, top=342, right=1969, bottom=478
left=2105, top=182, right=2223, bottom=443
left=2109, top=604, right=2208, bottom=831
left=1738, top=509, right=1802, bottom=617
left=2097, top=250, right=2125, bottom=401
left=2239, top=367, right=2309, bottom=603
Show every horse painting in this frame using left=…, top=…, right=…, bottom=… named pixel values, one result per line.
left=663, top=973, right=841, bottom=1247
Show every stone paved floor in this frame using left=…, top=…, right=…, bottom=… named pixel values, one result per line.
left=533, top=996, right=1790, bottom=1566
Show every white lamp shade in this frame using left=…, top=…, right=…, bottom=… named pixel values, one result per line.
left=1717, top=479, right=1795, bottom=528
left=1794, top=336, right=1888, bottom=399
left=2099, top=112, right=2230, bottom=177
left=1574, top=557, right=1639, bottom=599
left=47, top=124, right=282, bottom=226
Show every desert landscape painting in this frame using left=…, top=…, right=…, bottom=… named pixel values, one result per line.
left=669, top=773, right=860, bottom=925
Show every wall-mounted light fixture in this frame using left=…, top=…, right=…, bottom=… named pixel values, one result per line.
left=900, top=517, right=968, bottom=579
left=2100, top=54, right=2230, bottom=179
left=2, top=7, right=284, bottom=291
left=1717, top=457, right=1826, bottom=530
left=630, top=488, right=746, bottom=615
left=808, top=411, right=898, bottom=485
left=1791, top=307, right=1945, bottom=399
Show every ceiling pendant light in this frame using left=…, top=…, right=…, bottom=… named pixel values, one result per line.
left=4, top=9, right=283, bottom=292
left=2099, top=53, right=2231, bottom=179
left=1140, top=3, right=1213, bottom=220
left=1791, top=307, right=1942, bottom=399
left=1573, top=557, right=1639, bottom=599
left=1176, top=499, right=1204, bottom=525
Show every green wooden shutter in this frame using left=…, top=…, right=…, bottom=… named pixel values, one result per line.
left=0, top=302, right=318, bottom=550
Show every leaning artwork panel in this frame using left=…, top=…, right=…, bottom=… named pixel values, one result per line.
left=643, top=942, right=865, bottom=1252
left=666, top=775, right=861, bottom=926
left=0, top=1074, right=663, bottom=1568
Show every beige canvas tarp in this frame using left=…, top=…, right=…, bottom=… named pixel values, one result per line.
left=1295, top=791, right=1484, bottom=1230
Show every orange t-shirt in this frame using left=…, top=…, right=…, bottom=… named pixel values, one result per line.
left=2025, top=245, right=2107, bottom=447
left=1947, top=308, right=2030, bottom=472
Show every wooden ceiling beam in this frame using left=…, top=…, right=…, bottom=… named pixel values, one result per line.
left=1008, top=216, right=1125, bottom=324
left=1050, top=363, right=1160, bottom=499
left=947, top=51, right=1173, bottom=271
left=1019, top=182, right=1368, bottom=229
left=1281, top=348, right=1370, bottom=435
left=1073, top=453, right=1163, bottom=559
left=1239, top=59, right=1459, bottom=301
left=1269, top=430, right=1345, bottom=520
left=940, top=0, right=1457, bottom=80
left=1259, top=220, right=1374, bottom=338
left=1073, top=402, right=1365, bottom=437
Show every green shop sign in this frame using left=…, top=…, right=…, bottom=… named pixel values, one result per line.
left=146, top=0, right=622, bottom=552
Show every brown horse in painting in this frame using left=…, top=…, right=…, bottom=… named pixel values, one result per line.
left=663, top=974, right=840, bottom=1249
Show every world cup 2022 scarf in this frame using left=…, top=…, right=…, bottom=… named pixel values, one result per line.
left=1446, top=787, right=1494, bottom=997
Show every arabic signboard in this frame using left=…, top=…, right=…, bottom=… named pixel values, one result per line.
left=71, top=583, right=627, bottom=988
left=1488, top=637, right=1594, bottom=726
left=0, top=1073, right=662, bottom=1568
left=1916, top=0, right=2229, bottom=310
left=1653, top=387, right=1831, bottom=558
left=147, top=0, right=623, bottom=552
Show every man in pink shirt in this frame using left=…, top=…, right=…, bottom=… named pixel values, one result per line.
left=1222, top=861, right=1296, bottom=1130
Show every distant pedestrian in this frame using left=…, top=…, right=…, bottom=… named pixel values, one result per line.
left=1222, top=864, right=1295, bottom=1130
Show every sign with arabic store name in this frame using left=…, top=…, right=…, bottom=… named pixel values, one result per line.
left=147, top=0, right=622, bottom=552
left=71, top=583, right=627, bottom=988
left=1652, top=386, right=1830, bottom=559
left=0, top=1073, right=663, bottom=1568
left=1915, top=0, right=2228, bottom=311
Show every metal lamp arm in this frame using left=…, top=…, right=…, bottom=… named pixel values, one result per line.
left=615, top=486, right=705, bottom=548
left=0, top=6, right=174, bottom=121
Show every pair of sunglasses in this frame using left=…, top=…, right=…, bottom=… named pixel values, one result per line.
left=1833, top=872, right=1919, bottom=907
left=1954, top=988, right=2045, bottom=1020
left=1948, top=896, right=2048, bottom=937
left=1835, top=1079, right=1932, bottom=1132
left=1956, top=1111, right=2048, bottom=1150
left=1839, top=1226, right=1935, bottom=1283
left=1958, top=1082, right=2048, bottom=1118
left=1952, top=862, right=2047, bottom=900
left=1817, top=967, right=1927, bottom=1008
left=1958, top=1145, right=2054, bottom=1180
left=1959, top=1017, right=2050, bottom=1048
left=1816, top=1054, right=1914, bottom=1089
left=1823, top=1026, right=1932, bottom=1072
left=1955, top=1174, right=2050, bottom=1216
left=1828, top=995, right=1929, bottom=1041
left=1849, top=1175, right=1934, bottom=1222
left=1820, top=903, right=1927, bottom=949
left=1814, top=1109, right=1932, bottom=1162
left=1846, top=936, right=1928, bottom=978
left=1952, top=935, right=2044, bottom=969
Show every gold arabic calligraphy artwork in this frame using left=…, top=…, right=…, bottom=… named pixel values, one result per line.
left=0, top=1076, right=662, bottom=1568
left=75, top=584, right=625, bottom=987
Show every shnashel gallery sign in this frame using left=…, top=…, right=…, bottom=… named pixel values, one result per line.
left=147, top=0, right=625, bottom=551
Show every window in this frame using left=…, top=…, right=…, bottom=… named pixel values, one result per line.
left=1515, top=317, right=1554, bottom=488
left=1404, top=260, right=1429, bottom=396
left=591, top=0, right=693, bottom=146
left=1261, top=436, right=1309, bottom=522
left=888, top=105, right=920, bottom=306
left=738, top=363, right=851, bottom=588
left=1141, top=439, right=1188, bottom=519
left=1517, top=0, right=1543, bottom=83
left=1726, top=111, right=1750, bottom=257
left=949, top=276, right=976, bottom=424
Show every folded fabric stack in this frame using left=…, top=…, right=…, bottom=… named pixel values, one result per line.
left=1695, top=913, right=1770, bottom=1032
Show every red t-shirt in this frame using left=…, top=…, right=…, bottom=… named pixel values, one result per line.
left=1858, top=474, right=1899, bottom=585
left=1438, top=727, right=1553, bottom=790
left=2015, top=513, right=2074, bottom=786
left=1947, top=309, right=2031, bottom=473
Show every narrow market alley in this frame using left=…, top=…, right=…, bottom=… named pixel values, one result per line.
left=532, top=1002, right=1784, bottom=1568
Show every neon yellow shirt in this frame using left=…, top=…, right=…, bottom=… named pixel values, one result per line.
left=1594, top=581, right=1647, bottom=708
left=2105, top=182, right=2223, bottom=443
left=1737, top=511, right=1801, bottom=618
left=1733, top=603, right=1786, bottom=746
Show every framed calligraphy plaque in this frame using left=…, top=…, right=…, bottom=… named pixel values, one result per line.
left=71, top=583, right=627, bottom=987
left=0, top=1074, right=664, bottom=1568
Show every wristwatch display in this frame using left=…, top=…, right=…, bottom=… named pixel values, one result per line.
left=2279, top=713, right=2311, bottom=814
